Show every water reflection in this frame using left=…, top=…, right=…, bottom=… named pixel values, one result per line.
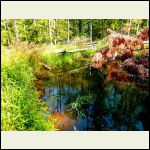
left=40, top=63, right=149, bottom=131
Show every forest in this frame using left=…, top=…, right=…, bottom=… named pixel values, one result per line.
left=1, top=19, right=149, bottom=131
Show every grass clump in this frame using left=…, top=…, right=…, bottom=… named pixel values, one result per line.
left=68, top=95, right=94, bottom=118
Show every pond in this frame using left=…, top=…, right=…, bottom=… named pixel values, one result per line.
left=39, top=61, right=149, bottom=131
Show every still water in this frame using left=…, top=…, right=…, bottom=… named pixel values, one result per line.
left=40, top=63, right=149, bottom=131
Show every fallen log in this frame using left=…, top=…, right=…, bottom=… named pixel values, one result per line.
left=39, top=62, right=51, bottom=70
left=43, top=64, right=51, bottom=70
left=67, top=65, right=90, bottom=73
left=49, top=48, right=94, bottom=54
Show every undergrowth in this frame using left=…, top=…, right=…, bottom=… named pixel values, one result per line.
left=1, top=47, right=56, bottom=131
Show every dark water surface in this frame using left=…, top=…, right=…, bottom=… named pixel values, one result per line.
left=41, top=63, right=149, bottom=131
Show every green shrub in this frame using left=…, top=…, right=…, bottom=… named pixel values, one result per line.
left=81, top=50, right=96, bottom=57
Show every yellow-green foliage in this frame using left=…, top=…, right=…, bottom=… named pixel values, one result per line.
left=1, top=48, right=56, bottom=131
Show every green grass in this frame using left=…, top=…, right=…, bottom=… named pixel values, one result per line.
left=38, top=49, right=96, bottom=72
left=1, top=48, right=56, bottom=131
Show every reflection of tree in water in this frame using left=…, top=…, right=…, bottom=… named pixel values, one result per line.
left=91, top=79, right=149, bottom=130
left=118, top=84, right=148, bottom=131
left=141, top=94, right=149, bottom=131
left=89, top=67, right=107, bottom=130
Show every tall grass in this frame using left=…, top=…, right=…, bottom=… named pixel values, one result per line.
left=1, top=47, right=56, bottom=131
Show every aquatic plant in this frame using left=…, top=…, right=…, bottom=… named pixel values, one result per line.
left=68, top=95, right=94, bottom=118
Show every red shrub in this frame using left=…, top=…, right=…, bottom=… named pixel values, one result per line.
left=92, top=52, right=103, bottom=63
left=137, top=27, right=149, bottom=41
left=115, top=49, right=133, bottom=61
left=122, top=56, right=149, bottom=79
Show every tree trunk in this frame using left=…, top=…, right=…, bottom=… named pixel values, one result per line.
left=76, top=19, right=79, bottom=36
left=4, top=19, right=10, bottom=47
left=128, top=19, right=132, bottom=36
left=23, top=23, right=27, bottom=41
left=78, top=19, right=82, bottom=36
left=136, top=22, right=140, bottom=34
left=14, top=19, right=19, bottom=41
left=90, top=19, right=92, bottom=45
left=48, top=19, right=53, bottom=46
left=67, top=19, right=70, bottom=44
left=33, top=19, right=37, bottom=26
left=54, top=19, right=57, bottom=45
left=81, top=20, right=84, bottom=36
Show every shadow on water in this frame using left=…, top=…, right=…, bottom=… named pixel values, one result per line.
left=39, top=61, right=149, bottom=131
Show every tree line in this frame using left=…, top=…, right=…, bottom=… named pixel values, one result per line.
left=1, top=19, right=149, bottom=46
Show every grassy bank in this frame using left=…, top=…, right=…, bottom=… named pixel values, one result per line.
left=38, top=49, right=96, bottom=72
left=1, top=47, right=56, bottom=131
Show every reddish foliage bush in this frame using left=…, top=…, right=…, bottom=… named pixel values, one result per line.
left=96, top=27, right=149, bottom=61
left=106, top=61, right=129, bottom=82
left=92, top=52, right=103, bottom=63
left=136, top=56, right=149, bottom=68
left=137, top=27, right=149, bottom=41
left=109, top=33, right=144, bottom=54
left=107, top=27, right=149, bottom=59
left=109, top=33, right=132, bottom=53
left=130, top=38, right=144, bottom=50
left=91, top=62, right=103, bottom=69
left=137, top=65, right=149, bottom=78
left=92, top=28, right=149, bottom=81
left=115, top=49, right=133, bottom=61
left=100, top=48, right=109, bottom=56
left=122, top=56, right=149, bottom=78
